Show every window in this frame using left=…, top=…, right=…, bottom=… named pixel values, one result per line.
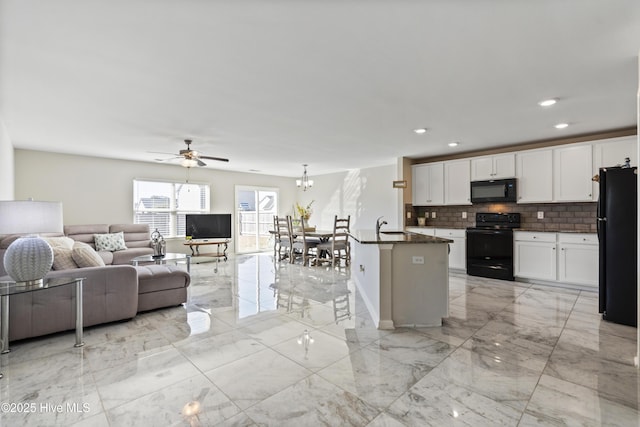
left=133, top=179, right=210, bottom=237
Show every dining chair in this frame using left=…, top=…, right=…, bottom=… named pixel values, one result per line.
left=316, top=215, right=351, bottom=267
left=273, top=215, right=292, bottom=261
left=288, top=216, right=318, bottom=266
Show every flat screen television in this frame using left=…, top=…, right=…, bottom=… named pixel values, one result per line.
left=186, top=214, right=232, bottom=239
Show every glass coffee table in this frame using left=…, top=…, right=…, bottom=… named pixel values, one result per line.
left=131, top=253, right=191, bottom=273
left=0, top=276, right=85, bottom=379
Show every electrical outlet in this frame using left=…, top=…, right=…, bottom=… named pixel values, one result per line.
left=412, top=256, right=424, bottom=264
left=537, top=211, right=544, bottom=219
left=406, top=211, right=411, bottom=219
left=462, top=212, right=467, bottom=219
left=431, top=212, right=437, bottom=219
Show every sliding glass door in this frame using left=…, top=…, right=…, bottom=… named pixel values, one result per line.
left=235, top=186, right=278, bottom=253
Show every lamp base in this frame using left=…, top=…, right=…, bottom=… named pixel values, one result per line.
left=3, top=236, right=53, bottom=285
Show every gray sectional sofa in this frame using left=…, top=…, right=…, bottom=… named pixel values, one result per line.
left=0, top=224, right=190, bottom=341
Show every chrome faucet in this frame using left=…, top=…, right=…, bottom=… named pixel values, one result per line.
left=376, top=216, right=387, bottom=235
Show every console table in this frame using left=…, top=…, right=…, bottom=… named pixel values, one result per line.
left=184, top=239, right=229, bottom=261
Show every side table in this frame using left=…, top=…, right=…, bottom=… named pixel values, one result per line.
left=0, top=276, right=85, bottom=379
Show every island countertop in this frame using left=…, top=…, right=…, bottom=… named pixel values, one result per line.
left=349, top=230, right=453, bottom=244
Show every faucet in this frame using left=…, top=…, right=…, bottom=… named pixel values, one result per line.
left=376, top=216, right=387, bottom=235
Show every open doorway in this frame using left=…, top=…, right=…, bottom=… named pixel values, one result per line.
left=235, top=186, right=278, bottom=253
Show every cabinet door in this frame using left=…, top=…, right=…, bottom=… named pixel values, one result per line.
left=444, top=160, right=471, bottom=205
left=553, top=144, right=593, bottom=202
left=516, top=149, right=553, bottom=203
left=427, top=163, right=444, bottom=205
left=493, top=153, right=516, bottom=179
left=435, top=229, right=466, bottom=270
left=558, top=243, right=598, bottom=288
left=471, top=156, right=494, bottom=181
left=514, top=241, right=557, bottom=281
left=412, top=164, right=429, bottom=205
left=593, top=136, right=638, bottom=201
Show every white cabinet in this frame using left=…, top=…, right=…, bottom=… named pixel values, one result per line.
left=406, top=227, right=435, bottom=236
left=592, top=136, right=638, bottom=201
left=593, top=135, right=638, bottom=169
left=471, top=153, right=516, bottom=181
left=557, top=233, right=598, bottom=288
left=514, top=232, right=557, bottom=281
left=553, top=144, right=593, bottom=202
left=434, top=228, right=466, bottom=270
left=516, top=149, right=553, bottom=203
left=444, top=160, right=471, bottom=205
left=514, top=231, right=598, bottom=288
left=411, top=163, right=444, bottom=206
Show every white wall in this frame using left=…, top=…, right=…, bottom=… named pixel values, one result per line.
left=0, top=119, right=14, bottom=200
left=15, top=150, right=401, bottom=250
left=295, top=163, right=399, bottom=232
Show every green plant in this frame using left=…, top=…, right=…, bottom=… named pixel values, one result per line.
left=295, top=200, right=314, bottom=219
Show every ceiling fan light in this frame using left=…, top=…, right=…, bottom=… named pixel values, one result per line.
left=181, top=158, right=198, bottom=168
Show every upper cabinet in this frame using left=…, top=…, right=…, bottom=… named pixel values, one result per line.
left=444, top=159, right=471, bottom=205
left=516, top=149, right=553, bottom=203
left=471, top=153, right=515, bottom=181
left=592, top=135, right=638, bottom=201
left=553, top=144, right=593, bottom=202
left=412, top=163, right=444, bottom=206
left=593, top=135, right=638, bottom=170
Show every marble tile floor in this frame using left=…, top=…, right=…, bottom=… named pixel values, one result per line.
left=1, top=253, right=639, bottom=426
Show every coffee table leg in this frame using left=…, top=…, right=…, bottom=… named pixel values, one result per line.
left=186, top=255, right=191, bottom=273
left=1, top=295, right=9, bottom=354
left=74, top=279, right=84, bottom=348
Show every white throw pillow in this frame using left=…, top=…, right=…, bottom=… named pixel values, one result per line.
left=72, top=241, right=106, bottom=267
left=52, top=247, right=79, bottom=270
left=94, top=232, right=127, bottom=252
left=44, top=236, right=75, bottom=250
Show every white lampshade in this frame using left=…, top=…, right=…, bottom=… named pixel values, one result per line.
left=0, top=200, right=64, bottom=285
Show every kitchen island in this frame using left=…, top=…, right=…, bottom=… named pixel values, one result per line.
left=350, top=230, right=452, bottom=329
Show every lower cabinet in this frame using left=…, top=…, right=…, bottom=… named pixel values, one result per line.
left=557, top=233, right=598, bottom=288
left=514, top=232, right=557, bottom=281
left=434, top=229, right=466, bottom=270
left=406, top=227, right=466, bottom=271
left=514, top=231, right=598, bottom=288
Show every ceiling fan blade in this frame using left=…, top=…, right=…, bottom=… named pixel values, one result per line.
left=199, top=155, right=230, bottom=163
left=197, top=159, right=207, bottom=167
left=154, top=156, right=181, bottom=162
left=149, top=151, right=180, bottom=156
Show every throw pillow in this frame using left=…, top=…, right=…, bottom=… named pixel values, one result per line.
left=72, top=242, right=106, bottom=268
left=94, top=232, right=127, bottom=252
left=44, top=236, right=75, bottom=250
left=52, top=247, right=79, bottom=270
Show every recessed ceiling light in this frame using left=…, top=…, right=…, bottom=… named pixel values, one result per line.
left=554, top=123, right=569, bottom=129
left=413, top=128, right=427, bottom=134
left=448, top=142, right=459, bottom=147
left=538, top=99, right=557, bottom=107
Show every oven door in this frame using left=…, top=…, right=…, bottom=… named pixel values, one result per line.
left=466, top=228, right=514, bottom=281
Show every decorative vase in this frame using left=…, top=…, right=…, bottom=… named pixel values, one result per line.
left=3, top=235, right=53, bottom=286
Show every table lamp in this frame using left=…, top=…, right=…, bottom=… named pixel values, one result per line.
left=0, top=200, right=63, bottom=285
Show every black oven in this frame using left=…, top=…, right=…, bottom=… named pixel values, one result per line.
left=466, top=213, right=520, bottom=281
left=470, top=178, right=517, bottom=203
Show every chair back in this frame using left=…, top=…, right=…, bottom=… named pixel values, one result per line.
left=275, top=215, right=291, bottom=243
left=332, top=215, right=350, bottom=243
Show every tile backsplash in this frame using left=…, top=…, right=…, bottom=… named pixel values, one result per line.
left=407, top=202, right=597, bottom=233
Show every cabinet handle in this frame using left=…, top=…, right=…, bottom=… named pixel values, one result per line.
left=533, top=236, right=536, bottom=239
left=588, top=194, right=592, bottom=197
left=561, top=248, right=564, bottom=251
left=553, top=247, right=556, bottom=250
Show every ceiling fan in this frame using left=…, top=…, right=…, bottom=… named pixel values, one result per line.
left=154, top=139, right=229, bottom=167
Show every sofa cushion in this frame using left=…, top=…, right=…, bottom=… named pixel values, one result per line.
left=94, top=232, right=128, bottom=252
left=135, top=265, right=190, bottom=294
left=72, top=242, right=106, bottom=268
left=109, top=224, right=151, bottom=249
left=64, top=224, right=109, bottom=250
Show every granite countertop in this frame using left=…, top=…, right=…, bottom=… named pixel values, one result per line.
left=406, top=225, right=595, bottom=234
left=349, top=230, right=452, bottom=244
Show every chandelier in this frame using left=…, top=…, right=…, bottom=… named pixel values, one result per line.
left=296, top=164, right=314, bottom=191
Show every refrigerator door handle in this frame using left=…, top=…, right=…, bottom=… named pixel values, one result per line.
left=597, top=217, right=607, bottom=222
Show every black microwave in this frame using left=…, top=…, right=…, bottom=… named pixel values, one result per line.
left=470, top=178, right=517, bottom=203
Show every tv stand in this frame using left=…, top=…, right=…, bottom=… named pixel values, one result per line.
left=184, top=239, right=229, bottom=261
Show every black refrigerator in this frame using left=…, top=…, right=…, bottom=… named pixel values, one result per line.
left=597, top=166, right=637, bottom=327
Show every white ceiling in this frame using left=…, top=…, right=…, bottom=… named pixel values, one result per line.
left=1, top=1, right=639, bottom=178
